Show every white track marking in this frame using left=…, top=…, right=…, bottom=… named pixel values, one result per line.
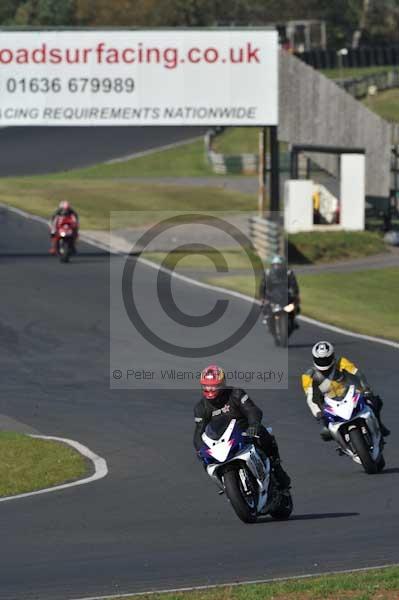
left=0, top=435, right=108, bottom=503
left=104, top=135, right=202, bottom=164
left=69, top=563, right=399, bottom=600
left=3, top=203, right=398, bottom=349
left=132, top=257, right=399, bottom=350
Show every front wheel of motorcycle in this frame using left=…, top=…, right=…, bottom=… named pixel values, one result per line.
left=349, top=427, right=378, bottom=474
left=59, top=239, right=70, bottom=263
left=223, top=468, right=257, bottom=523
left=376, top=454, right=386, bottom=473
left=275, top=315, right=288, bottom=348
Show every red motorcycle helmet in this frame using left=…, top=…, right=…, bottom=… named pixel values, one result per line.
left=200, top=365, right=225, bottom=401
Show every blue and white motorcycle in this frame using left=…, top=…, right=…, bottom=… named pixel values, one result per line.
left=323, top=384, right=386, bottom=474
left=199, top=417, right=293, bottom=523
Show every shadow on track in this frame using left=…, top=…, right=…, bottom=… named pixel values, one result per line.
left=288, top=511, right=359, bottom=521
left=257, top=512, right=359, bottom=524
left=378, top=467, right=399, bottom=475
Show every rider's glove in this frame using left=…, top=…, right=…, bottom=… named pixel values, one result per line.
left=245, top=424, right=261, bottom=438
left=196, top=450, right=203, bottom=461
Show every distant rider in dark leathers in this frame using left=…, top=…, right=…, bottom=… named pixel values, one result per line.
left=302, top=341, right=390, bottom=441
left=193, top=365, right=291, bottom=490
left=259, top=255, right=300, bottom=331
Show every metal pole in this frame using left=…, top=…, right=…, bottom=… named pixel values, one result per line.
left=258, top=128, right=267, bottom=216
left=395, top=146, right=399, bottom=213
left=290, top=146, right=298, bottom=179
left=270, top=126, right=280, bottom=213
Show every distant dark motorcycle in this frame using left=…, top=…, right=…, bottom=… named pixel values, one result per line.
left=54, top=216, right=78, bottom=263
left=263, top=292, right=297, bottom=348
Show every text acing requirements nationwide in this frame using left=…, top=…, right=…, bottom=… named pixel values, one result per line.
left=0, top=105, right=259, bottom=123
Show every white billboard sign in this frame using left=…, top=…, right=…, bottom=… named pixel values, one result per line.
left=0, top=29, right=278, bottom=126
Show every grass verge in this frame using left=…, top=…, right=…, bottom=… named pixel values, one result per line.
left=297, top=268, right=399, bottom=341
left=0, top=178, right=256, bottom=230
left=288, top=231, right=386, bottom=264
left=115, top=565, right=399, bottom=600
left=0, top=432, right=88, bottom=497
left=212, top=127, right=260, bottom=154
left=146, top=230, right=386, bottom=271
left=50, top=139, right=214, bottom=178
left=144, top=249, right=260, bottom=272
left=363, top=87, right=399, bottom=122
left=206, top=268, right=399, bottom=342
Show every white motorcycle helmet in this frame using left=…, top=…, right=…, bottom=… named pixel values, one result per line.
left=312, top=341, right=335, bottom=372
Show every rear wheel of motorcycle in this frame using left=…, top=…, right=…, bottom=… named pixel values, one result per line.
left=269, top=491, right=293, bottom=520
left=349, top=428, right=378, bottom=474
left=223, top=468, right=257, bottom=523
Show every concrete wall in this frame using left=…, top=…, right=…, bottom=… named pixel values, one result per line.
left=340, top=154, right=366, bottom=230
left=284, top=180, right=314, bottom=233
left=279, top=52, right=391, bottom=199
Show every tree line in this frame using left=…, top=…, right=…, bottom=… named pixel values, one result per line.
left=2, top=0, right=399, bottom=49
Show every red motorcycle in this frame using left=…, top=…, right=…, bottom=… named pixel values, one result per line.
left=54, top=215, right=78, bottom=263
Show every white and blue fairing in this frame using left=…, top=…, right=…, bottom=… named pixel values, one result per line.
left=324, top=385, right=382, bottom=464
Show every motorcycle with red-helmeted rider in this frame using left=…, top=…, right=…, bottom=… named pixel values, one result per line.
left=49, top=201, right=79, bottom=263
left=194, top=365, right=293, bottom=523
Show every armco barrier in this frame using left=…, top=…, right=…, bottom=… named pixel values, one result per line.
left=204, top=129, right=290, bottom=175
left=249, top=216, right=283, bottom=261
left=208, top=151, right=259, bottom=175
left=205, top=130, right=258, bottom=174
left=337, top=68, right=399, bottom=99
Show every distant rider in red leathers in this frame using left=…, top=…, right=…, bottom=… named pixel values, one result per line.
left=49, top=201, right=79, bottom=255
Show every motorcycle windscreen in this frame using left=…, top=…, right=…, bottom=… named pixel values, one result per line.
left=204, top=415, right=237, bottom=440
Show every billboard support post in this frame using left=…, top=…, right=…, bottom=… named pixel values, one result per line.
left=270, top=125, right=280, bottom=213
left=258, top=127, right=267, bottom=216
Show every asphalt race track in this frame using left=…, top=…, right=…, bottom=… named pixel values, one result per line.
left=0, top=204, right=398, bottom=600
left=0, top=126, right=205, bottom=176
